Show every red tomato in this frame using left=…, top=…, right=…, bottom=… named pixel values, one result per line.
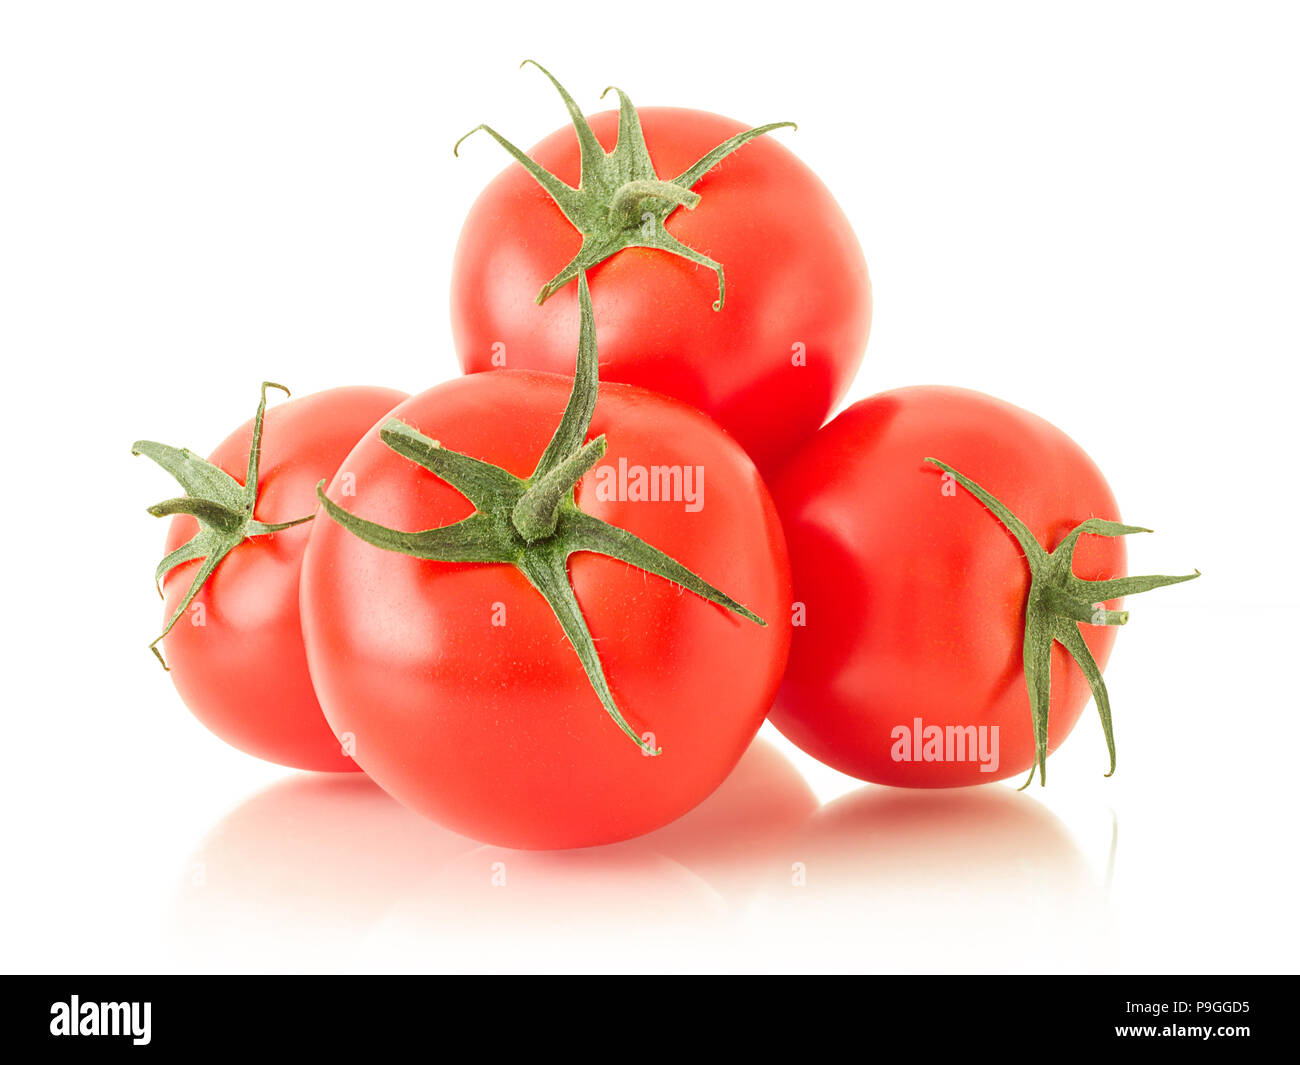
left=299, top=372, right=792, bottom=849
left=452, top=97, right=871, bottom=472
left=149, top=386, right=407, bottom=771
left=769, top=386, right=1130, bottom=787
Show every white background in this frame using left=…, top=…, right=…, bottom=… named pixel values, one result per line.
left=2, top=1, right=1296, bottom=973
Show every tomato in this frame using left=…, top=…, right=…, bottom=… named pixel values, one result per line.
left=451, top=65, right=871, bottom=472
left=300, top=280, right=791, bottom=848
left=137, top=384, right=407, bottom=771
left=767, top=386, right=1197, bottom=787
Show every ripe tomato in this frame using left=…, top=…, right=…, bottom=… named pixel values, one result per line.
left=768, top=386, right=1196, bottom=787
left=139, top=384, right=407, bottom=771
left=451, top=67, right=871, bottom=472
left=299, top=348, right=791, bottom=848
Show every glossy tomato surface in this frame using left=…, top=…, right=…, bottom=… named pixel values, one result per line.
left=159, top=386, right=407, bottom=771
left=768, top=386, right=1127, bottom=786
left=452, top=107, right=871, bottom=471
left=300, top=371, right=792, bottom=849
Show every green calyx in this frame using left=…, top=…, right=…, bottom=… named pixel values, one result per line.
left=454, top=60, right=795, bottom=310
left=317, top=273, right=766, bottom=755
left=133, top=382, right=314, bottom=670
left=925, top=458, right=1200, bottom=788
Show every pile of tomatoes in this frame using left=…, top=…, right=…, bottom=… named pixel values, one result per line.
left=136, top=64, right=1196, bottom=850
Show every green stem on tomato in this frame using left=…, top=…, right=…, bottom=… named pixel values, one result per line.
left=133, top=382, right=315, bottom=670
left=454, top=60, right=795, bottom=311
left=924, top=457, right=1200, bottom=788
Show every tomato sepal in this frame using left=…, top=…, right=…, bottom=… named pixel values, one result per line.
left=318, top=273, right=766, bottom=755
left=924, top=457, right=1200, bottom=787
left=133, top=382, right=315, bottom=670
left=454, top=60, right=795, bottom=310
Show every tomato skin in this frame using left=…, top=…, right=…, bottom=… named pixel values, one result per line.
left=159, top=386, right=407, bottom=772
left=299, top=371, right=792, bottom=849
left=451, top=107, right=871, bottom=472
left=767, top=386, right=1127, bottom=787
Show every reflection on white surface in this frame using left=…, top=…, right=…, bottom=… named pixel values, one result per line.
left=170, top=774, right=477, bottom=971
left=170, top=740, right=1108, bottom=972
left=359, top=737, right=823, bottom=972
left=745, top=787, right=1111, bottom=972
